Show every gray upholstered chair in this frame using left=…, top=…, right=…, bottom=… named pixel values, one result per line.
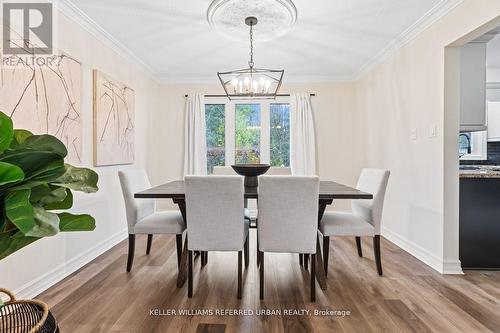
left=118, top=169, right=185, bottom=272
left=257, top=176, right=320, bottom=302
left=320, top=168, right=390, bottom=276
left=185, top=175, right=250, bottom=299
left=266, top=167, right=292, bottom=175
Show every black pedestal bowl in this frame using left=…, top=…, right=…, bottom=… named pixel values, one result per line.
left=231, top=164, right=271, bottom=187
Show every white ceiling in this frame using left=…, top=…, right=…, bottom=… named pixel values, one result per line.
left=63, top=0, right=462, bottom=82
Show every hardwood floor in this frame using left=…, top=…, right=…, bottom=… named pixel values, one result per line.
left=38, top=230, right=500, bottom=333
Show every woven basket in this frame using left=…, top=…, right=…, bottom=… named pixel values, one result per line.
left=0, top=288, right=59, bottom=333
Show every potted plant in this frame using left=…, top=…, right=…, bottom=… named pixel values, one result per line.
left=0, top=110, right=98, bottom=331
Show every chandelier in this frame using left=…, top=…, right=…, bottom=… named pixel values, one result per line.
left=217, top=17, right=284, bottom=100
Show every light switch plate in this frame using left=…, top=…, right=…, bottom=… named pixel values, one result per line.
left=411, top=128, right=418, bottom=140
left=429, top=125, right=437, bottom=138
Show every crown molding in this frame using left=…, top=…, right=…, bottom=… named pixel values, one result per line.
left=158, top=74, right=357, bottom=84
left=54, top=0, right=463, bottom=85
left=55, top=0, right=158, bottom=80
left=353, top=0, right=464, bottom=80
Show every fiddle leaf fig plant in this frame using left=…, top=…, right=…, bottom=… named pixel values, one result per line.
left=0, top=111, right=98, bottom=260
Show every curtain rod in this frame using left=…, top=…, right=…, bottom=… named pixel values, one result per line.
left=184, top=93, right=316, bottom=98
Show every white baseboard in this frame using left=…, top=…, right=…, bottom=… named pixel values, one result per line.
left=442, top=259, right=464, bottom=275
left=381, top=226, right=463, bottom=275
left=14, top=229, right=128, bottom=299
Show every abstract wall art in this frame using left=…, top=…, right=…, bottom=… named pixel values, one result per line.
left=0, top=53, right=83, bottom=164
left=93, top=70, right=135, bottom=166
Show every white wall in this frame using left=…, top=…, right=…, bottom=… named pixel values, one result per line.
left=147, top=82, right=362, bottom=212
left=355, top=0, right=500, bottom=273
left=0, top=9, right=160, bottom=298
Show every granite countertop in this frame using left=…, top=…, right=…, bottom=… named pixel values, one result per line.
left=460, top=165, right=500, bottom=179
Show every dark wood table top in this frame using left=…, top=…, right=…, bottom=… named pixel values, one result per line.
left=134, top=180, right=373, bottom=200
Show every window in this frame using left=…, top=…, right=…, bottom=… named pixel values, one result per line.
left=205, top=99, right=290, bottom=173
left=205, top=104, right=225, bottom=174
left=235, top=104, right=261, bottom=164
left=270, top=103, right=290, bottom=167
left=459, top=131, right=487, bottom=161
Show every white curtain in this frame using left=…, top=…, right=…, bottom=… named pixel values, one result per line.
left=184, top=93, right=207, bottom=176
left=290, top=93, right=317, bottom=175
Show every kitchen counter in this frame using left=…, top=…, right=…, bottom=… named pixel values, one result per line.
left=459, top=165, right=500, bottom=178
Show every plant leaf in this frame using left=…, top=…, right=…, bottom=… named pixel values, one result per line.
left=30, top=185, right=73, bottom=210
left=58, top=213, right=95, bottom=232
left=30, top=185, right=67, bottom=205
left=45, top=188, right=73, bottom=210
left=0, top=111, right=14, bottom=153
left=11, top=129, right=33, bottom=147
left=5, top=189, right=35, bottom=234
left=0, top=162, right=24, bottom=186
left=25, top=207, right=59, bottom=237
left=17, top=134, right=67, bottom=158
left=53, top=164, right=99, bottom=193
left=0, top=149, right=62, bottom=178
left=0, top=230, right=39, bottom=261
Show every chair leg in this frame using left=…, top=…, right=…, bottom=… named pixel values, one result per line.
left=237, top=251, right=243, bottom=299
left=323, top=236, right=330, bottom=277
left=299, top=254, right=303, bottom=266
left=304, top=254, right=309, bottom=270
left=244, top=236, right=249, bottom=268
left=373, top=235, right=383, bottom=276
left=257, top=234, right=260, bottom=267
left=126, top=234, right=135, bottom=272
left=201, top=251, right=207, bottom=267
left=356, top=236, right=363, bottom=257
left=311, top=253, right=316, bottom=302
left=188, top=250, right=193, bottom=298
left=146, top=234, right=153, bottom=255
left=259, top=251, right=265, bottom=300
left=176, top=234, right=183, bottom=269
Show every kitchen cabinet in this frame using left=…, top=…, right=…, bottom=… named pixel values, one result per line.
left=460, top=42, right=487, bottom=132
left=487, top=101, right=500, bottom=141
left=460, top=177, right=500, bottom=269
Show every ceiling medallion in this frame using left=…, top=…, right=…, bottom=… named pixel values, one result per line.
left=207, top=0, right=297, bottom=42
left=217, top=16, right=284, bottom=100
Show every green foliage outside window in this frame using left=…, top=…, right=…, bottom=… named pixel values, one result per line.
left=270, top=104, right=290, bottom=167
left=205, top=104, right=225, bottom=174
left=235, top=104, right=261, bottom=164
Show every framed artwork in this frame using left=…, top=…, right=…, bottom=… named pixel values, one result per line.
left=93, top=70, right=135, bottom=166
left=0, top=53, right=82, bottom=164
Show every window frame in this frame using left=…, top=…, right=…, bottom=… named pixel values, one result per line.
left=460, top=131, right=488, bottom=161
left=205, top=96, right=290, bottom=167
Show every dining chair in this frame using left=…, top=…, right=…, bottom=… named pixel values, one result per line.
left=118, top=169, right=185, bottom=272
left=185, top=175, right=250, bottom=299
left=211, top=166, right=251, bottom=222
left=257, top=175, right=320, bottom=302
left=319, top=168, right=390, bottom=276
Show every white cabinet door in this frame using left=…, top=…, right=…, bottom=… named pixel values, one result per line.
left=487, top=101, right=500, bottom=141
left=460, top=43, right=487, bottom=132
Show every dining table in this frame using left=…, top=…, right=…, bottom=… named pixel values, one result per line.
left=134, top=180, right=373, bottom=291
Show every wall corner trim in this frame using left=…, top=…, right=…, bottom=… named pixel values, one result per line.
left=381, top=226, right=463, bottom=275
left=56, top=0, right=159, bottom=81
left=13, top=228, right=128, bottom=300
left=354, top=0, right=464, bottom=80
